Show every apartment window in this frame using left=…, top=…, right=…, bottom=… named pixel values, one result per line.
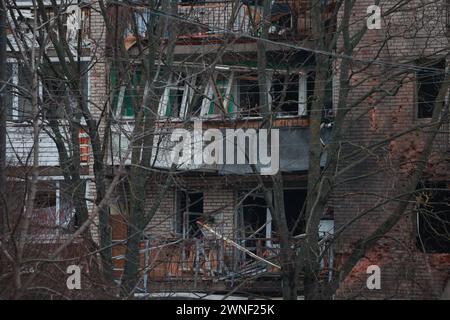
left=42, top=61, right=89, bottom=120
left=237, top=74, right=261, bottom=117
left=29, top=181, right=77, bottom=237
left=128, top=8, right=151, bottom=36
left=201, top=74, right=235, bottom=117
left=166, top=87, right=184, bottom=117
left=270, top=71, right=319, bottom=117
left=134, top=8, right=150, bottom=36
left=239, top=190, right=309, bottom=250
left=160, top=73, right=190, bottom=118
left=239, top=189, right=333, bottom=270
left=269, top=3, right=293, bottom=35
left=8, top=8, right=34, bottom=40
left=417, top=59, right=446, bottom=119
left=5, top=61, right=33, bottom=121
left=271, top=73, right=305, bottom=116
left=186, top=75, right=208, bottom=118
left=111, top=66, right=141, bottom=118
left=43, top=5, right=90, bottom=42
left=416, top=181, right=450, bottom=253
left=176, top=191, right=204, bottom=239
left=240, top=192, right=271, bottom=254
left=6, top=60, right=89, bottom=122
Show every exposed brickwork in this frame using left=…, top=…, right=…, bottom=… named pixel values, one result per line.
left=55, top=0, right=450, bottom=298
left=145, top=175, right=236, bottom=239
left=333, top=0, right=450, bottom=299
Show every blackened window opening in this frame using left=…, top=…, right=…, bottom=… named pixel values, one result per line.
left=241, top=193, right=268, bottom=256
left=272, top=74, right=300, bottom=116
left=417, top=59, right=446, bottom=119
left=238, top=77, right=260, bottom=117
left=416, top=181, right=450, bottom=253
left=177, top=191, right=204, bottom=238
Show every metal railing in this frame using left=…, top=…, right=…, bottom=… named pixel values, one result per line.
left=111, top=235, right=335, bottom=292
left=178, top=1, right=260, bottom=35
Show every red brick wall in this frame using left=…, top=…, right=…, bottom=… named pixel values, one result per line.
left=333, top=0, right=450, bottom=299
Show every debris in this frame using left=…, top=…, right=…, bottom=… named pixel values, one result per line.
left=197, top=221, right=281, bottom=269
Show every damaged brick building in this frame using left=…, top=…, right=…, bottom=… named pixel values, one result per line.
left=1, top=0, right=450, bottom=299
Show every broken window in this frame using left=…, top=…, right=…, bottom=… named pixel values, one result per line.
left=269, top=3, right=293, bottom=36
left=239, top=192, right=271, bottom=256
left=127, top=7, right=151, bottom=36
left=29, top=181, right=77, bottom=237
left=111, top=65, right=141, bottom=119
left=42, top=5, right=90, bottom=45
left=416, top=181, right=450, bottom=253
left=5, top=61, right=33, bottom=121
left=160, top=71, right=236, bottom=119
left=417, top=59, right=446, bottom=119
left=201, top=73, right=235, bottom=117
left=42, top=61, right=89, bottom=120
left=176, top=191, right=205, bottom=239
left=32, top=185, right=57, bottom=236
left=239, top=189, right=308, bottom=250
left=186, top=74, right=208, bottom=118
left=319, top=214, right=334, bottom=270
left=270, top=71, right=319, bottom=117
left=167, top=86, right=184, bottom=117
left=161, top=72, right=189, bottom=118
left=237, top=75, right=260, bottom=117
left=271, top=73, right=305, bottom=116
left=7, top=8, right=35, bottom=45
left=238, top=189, right=335, bottom=272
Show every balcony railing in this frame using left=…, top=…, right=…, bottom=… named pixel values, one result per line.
left=118, top=1, right=336, bottom=45
left=176, top=0, right=336, bottom=40
left=111, top=235, right=334, bottom=293
left=177, top=1, right=261, bottom=37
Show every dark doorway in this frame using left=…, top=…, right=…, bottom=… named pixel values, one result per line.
left=177, top=191, right=204, bottom=239
left=284, top=189, right=307, bottom=236
left=240, top=192, right=268, bottom=254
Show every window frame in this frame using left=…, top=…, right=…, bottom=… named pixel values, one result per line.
left=200, top=72, right=236, bottom=119
left=127, top=7, right=152, bottom=37
left=235, top=73, right=265, bottom=119
left=42, top=57, right=91, bottom=122
left=238, top=190, right=274, bottom=250
left=154, top=68, right=315, bottom=120
left=271, top=71, right=308, bottom=118
left=159, top=72, right=192, bottom=120
left=5, top=59, right=21, bottom=122
left=415, top=59, right=446, bottom=119
left=13, top=176, right=90, bottom=241
left=6, top=57, right=91, bottom=123
left=5, top=58, right=38, bottom=122
left=174, top=190, right=204, bottom=240
left=111, top=64, right=141, bottom=120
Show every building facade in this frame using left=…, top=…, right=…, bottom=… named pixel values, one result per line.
left=2, top=0, right=450, bottom=299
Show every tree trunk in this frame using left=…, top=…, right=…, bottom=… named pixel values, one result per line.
left=0, top=0, right=7, bottom=236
